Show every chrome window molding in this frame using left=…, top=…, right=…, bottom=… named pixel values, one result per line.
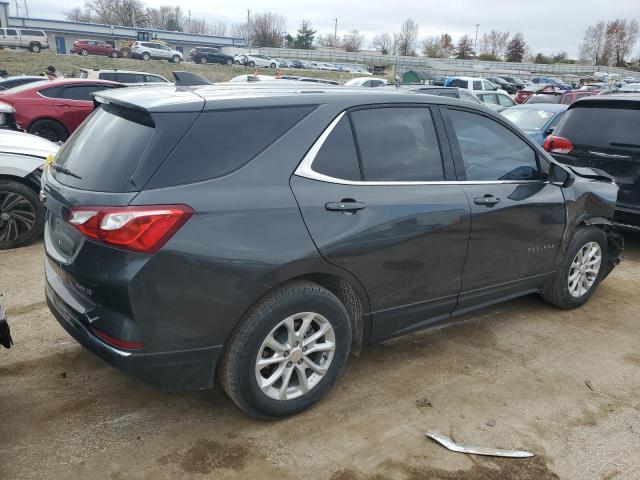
left=294, top=110, right=548, bottom=187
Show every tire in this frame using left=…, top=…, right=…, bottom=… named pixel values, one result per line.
left=29, top=43, right=41, bottom=53
left=541, top=226, right=609, bottom=309
left=219, top=281, right=352, bottom=419
left=234, top=60, right=241, bottom=65
left=270, top=63, right=276, bottom=68
left=80, top=49, right=89, bottom=56
left=110, top=51, right=118, bottom=58
left=248, top=61, right=255, bottom=67
left=171, top=55, right=181, bottom=63
left=142, top=52, right=150, bottom=61
left=225, top=58, right=233, bottom=66
left=199, top=57, right=207, bottom=64
left=28, top=119, right=68, bottom=143
left=0, top=181, right=44, bottom=250
left=120, top=48, right=131, bottom=58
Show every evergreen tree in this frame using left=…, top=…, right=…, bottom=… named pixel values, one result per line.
left=294, top=20, right=316, bottom=49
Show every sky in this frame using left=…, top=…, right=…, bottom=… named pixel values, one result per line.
left=14, top=0, right=640, bottom=57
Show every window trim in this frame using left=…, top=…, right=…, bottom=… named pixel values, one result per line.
left=295, top=108, right=545, bottom=186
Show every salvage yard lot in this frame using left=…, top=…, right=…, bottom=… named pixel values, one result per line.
left=0, top=49, right=365, bottom=83
left=1, top=234, right=639, bottom=479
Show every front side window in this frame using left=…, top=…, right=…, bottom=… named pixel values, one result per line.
left=6, top=29, right=17, bottom=36
left=498, top=94, right=515, bottom=107
left=481, top=94, right=499, bottom=105
left=472, top=80, right=482, bottom=90
left=350, top=107, right=444, bottom=182
left=448, top=109, right=539, bottom=181
left=312, top=116, right=361, bottom=181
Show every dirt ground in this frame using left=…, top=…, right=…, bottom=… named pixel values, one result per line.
left=1, top=233, right=639, bottom=480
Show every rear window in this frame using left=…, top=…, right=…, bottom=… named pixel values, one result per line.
left=52, top=105, right=155, bottom=192
left=556, top=106, right=640, bottom=149
left=148, top=106, right=315, bottom=188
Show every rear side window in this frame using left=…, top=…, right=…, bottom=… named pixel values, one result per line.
left=350, top=107, right=444, bottom=181
left=150, top=106, right=315, bottom=187
left=473, top=81, right=482, bottom=90
left=480, top=94, right=499, bottom=105
left=20, top=30, right=45, bottom=37
left=448, top=109, right=539, bottom=181
left=450, top=79, right=468, bottom=89
left=52, top=105, right=155, bottom=192
left=61, top=85, right=106, bottom=101
left=313, top=116, right=361, bottom=181
left=556, top=106, right=640, bottom=149
left=498, top=94, right=515, bottom=107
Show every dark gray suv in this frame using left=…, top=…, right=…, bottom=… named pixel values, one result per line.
left=42, top=84, right=623, bottom=418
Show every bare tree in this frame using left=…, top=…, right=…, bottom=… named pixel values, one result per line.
left=249, top=12, right=287, bottom=47
left=208, top=20, right=228, bottom=36
left=605, top=19, right=639, bottom=66
left=64, top=6, right=93, bottom=22
left=396, top=19, right=419, bottom=56
left=456, top=34, right=474, bottom=59
left=316, top=33, right=339, bottom=48
left=422, top=33, right=454, bottom=58
left=479, top=29, right=510, bottom=58
left=372, top=33, right=392, bottom=55
left=342, top=30, right=364, bottom=52
left=579, top=21, right=606, bottom=65
left=505, top=32, right=526, bottom=62
left=146, top=5, right=183, bottom=31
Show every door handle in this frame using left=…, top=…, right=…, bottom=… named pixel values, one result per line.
left=474, top=195, right=501, bottom=206
left=325, top=200, right=367, bottom=213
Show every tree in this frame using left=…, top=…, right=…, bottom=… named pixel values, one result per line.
left=372, top=33, right=392, bottom=54
left=396, top=19, right=419, bottom=56
left=505, top=32, right=526, bottom=62
left=316, top=33, right=338, bottom=48
left=579, top=21, right=606, bottom=65
left=293, top=20, right=316, bottom=50
left=479, top=30, right=510, bottom=59
left=342, top=30, right=364, bottom=52
left=534, top=52, right=552, bottom=64
left=422, top=33, right=454, bottom=58
left=249, top=12, right=287, bottom=47
left=605, top=19, right=639, bottom=66
left=456, top=34, right=474, bottom=59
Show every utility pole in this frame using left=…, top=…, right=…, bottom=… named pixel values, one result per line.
left=247, top=9, right=252, bottom=52
left=474, top=24, right=480, bottom=58
left=187, top=10, right=191, bottom=31
left=333, top=17, right=338, bottom=63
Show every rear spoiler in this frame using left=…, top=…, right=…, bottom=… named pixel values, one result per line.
left=172, top=71, right=213, bottom=86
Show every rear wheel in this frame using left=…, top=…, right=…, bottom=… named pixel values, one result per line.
left=270, top=62, right=276, bottom=68
left=142, top=52, right=150, bottom=61
left=541, top=227, right=608, bottom=309
left=80, top=49, right=89, bottom=56
left=28, top=119, right=68, bottom=143
left=248, top=61, right=255, bottom=67
left=171, top=55, right=181, bottom=63
left=225, top=58, right=233, bottom=66
left=29, top=43, right=41, bottom=53
left=110, top=51, right=118, bottom=58
left=120, top=48, right=131, bottom=58
left=0, top=181, right=44, bottom=250
left=199, top=57, right=207, bottom=64
left=219, top=281, right=351, bottom=419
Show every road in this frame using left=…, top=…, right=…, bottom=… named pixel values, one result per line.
left=1, top=234, right=639, bottom=479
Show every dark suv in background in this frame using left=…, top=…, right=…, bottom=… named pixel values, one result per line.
left=42, top=84, right=622, bottom=419
left=545, top=94, right=640, bottom=230
left=189, top=47, right=234, bottom=65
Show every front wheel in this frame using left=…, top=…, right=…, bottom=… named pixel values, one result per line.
left=142, top=52, right=150, bottom=61
left=219, top=282, right=352, bottom=419
left=541, top=227, right=608, bottom=309
left=171, top=55, right=181, bottom=63
left=270, top=63, right=276, bottom=68
left=28, top=119, right=68, bottom=143
left=110, top=51, right=118, bottom=58
left=248, top=61, right=255, bottom=67
left=80, top=49, right=89, bottom=56
left=0, top=181, right=44, bottom=250
left=225, top=58, right=233, bottom=66
left=199, top=57, right=207, bottom=64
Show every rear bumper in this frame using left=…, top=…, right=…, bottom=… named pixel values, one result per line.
left=46, top=278, right=222, bottom=391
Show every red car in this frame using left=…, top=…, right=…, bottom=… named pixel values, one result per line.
left=0, top=79, right=122, bottom=142
left=71, top=39, right=119, bottom=58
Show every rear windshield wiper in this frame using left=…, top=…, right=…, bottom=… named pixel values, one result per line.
left=49, top=164, right=82, bottom=180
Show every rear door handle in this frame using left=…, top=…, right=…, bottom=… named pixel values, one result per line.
left=474, top=195, right=500, bottom=206
left=325, top=200, right=367, bottom=213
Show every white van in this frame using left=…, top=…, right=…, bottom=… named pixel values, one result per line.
left=0, top=28, right=49, bottom=52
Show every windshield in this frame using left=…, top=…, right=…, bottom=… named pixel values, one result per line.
left=502, top=108, right=555, bottom=131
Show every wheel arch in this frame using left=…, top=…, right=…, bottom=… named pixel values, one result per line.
left=27, top=116, right=69, bottom=135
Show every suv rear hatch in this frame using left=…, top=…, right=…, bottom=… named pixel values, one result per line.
left=547, top=98, right=640, bottom=220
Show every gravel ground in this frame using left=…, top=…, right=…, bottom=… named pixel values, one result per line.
left=1, top=233, right=639, bottom=480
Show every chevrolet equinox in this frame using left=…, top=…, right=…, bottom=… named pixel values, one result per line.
left=42, top=84, right=623, bottom=418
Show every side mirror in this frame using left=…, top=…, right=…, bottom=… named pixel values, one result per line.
left=549, top=162, right=571, bottom=187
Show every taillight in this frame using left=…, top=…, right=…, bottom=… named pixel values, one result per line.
left=67, top=205, right=193, bottom=254
left=93, top=328, right=144, bottom=350
left=544, top=135, right=574, bottom=155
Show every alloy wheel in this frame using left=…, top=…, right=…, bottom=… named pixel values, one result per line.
left=255, top=312, right=336, bottom=401
left=0, top=191, right=36, bottom=242
left=568, top=241, right=602, bottom=298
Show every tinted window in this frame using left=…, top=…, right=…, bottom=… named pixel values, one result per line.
left=450, top=79, right=468, bottom=89
left=448, top=109, right=539, bottom=181
left=439, top=92, right=458, bottom=98
left=39, top=86, right=64, bottom=98
left=5, top=29, right=17, bottom=35
left=100, top=73, right=143, bottom=83
left=350, top=107, right=444, bottom=181
left=144, top=75, right=167, bottom=83
left=312, top=116, right=361, bottom=181
left=473, top=81, right=482, bottom=90
left=52, top=105, right=155, bottom=192
left=20, top=30, right=44, bottom=36
left=556, top=106, right=640, bottom=149
left=61, top=85, right=104, bottom=101
left=151, top=106, right=315, bottom=187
